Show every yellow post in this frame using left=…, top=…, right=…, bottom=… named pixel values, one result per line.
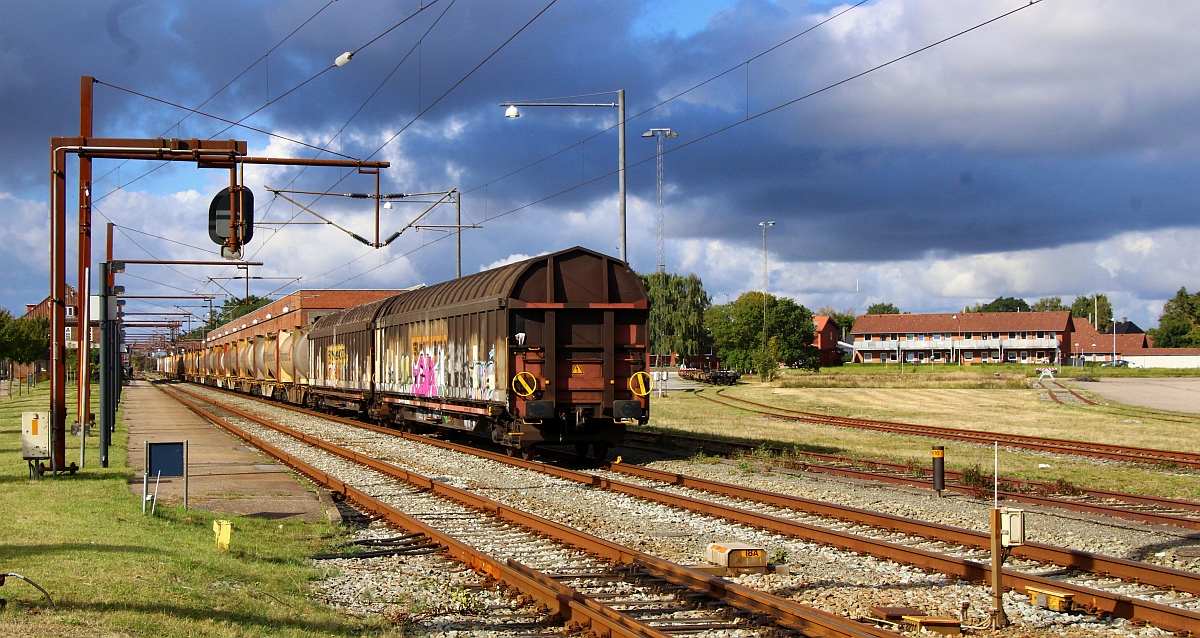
left=213, top=520, right=232, bottom=550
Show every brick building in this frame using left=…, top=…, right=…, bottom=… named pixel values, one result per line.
left=812, top=315, right=844, bottom=367
left=850, top=311, right=1074, bottom=365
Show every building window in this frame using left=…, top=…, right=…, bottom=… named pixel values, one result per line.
left=1036, top=331, right=1045, bottom=339
left=66, top=306, right=76, bottom=317
left=992, top=332, right=1000, bottom=339
left=964, top=351, right=974, bottom=361
left=1007, top=351, right=1017, bottom=361
left=864, top=352, right=873, bottom=362
left=906, top=333, right=914, bottom=340
left=965, top=333, right=973, bottom=340
left=932, top=333, right=943, bottom=340
left=906, top=352, right=915, bottom=361
left=918, top=334, right=926, bottom=341
left=1036, top=350, right=1045, bottom=360
left=889, top=352, right=897, bottom=361
left=932, top=352, right=942, bottom=361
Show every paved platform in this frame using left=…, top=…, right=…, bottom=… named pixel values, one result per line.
left=124, top=379, right=336, bottom=522
left=1065, top=377, right=1200, bottom=414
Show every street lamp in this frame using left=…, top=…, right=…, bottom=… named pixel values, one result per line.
left=642, top=128, right=677, bottom=273
left=501, top=90, right=628, bottom=263
left=759, top=221, right=775, bottom=349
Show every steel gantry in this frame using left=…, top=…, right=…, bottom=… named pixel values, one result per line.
left=45, top=76, right=389, bottom=475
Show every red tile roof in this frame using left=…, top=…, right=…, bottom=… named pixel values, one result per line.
left=850, top=311, right=1072, bottom=335
left=1070, top=318, right=1148, bottom=352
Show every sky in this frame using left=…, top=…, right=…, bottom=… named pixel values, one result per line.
left=2, top=0, right=1198, bottom=342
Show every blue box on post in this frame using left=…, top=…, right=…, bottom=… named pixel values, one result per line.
left=144, top=440, right=189, bottom=512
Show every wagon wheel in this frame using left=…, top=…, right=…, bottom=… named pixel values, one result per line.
left=520, top=447, right=536, bottom=461
left=505, top=447, right=517, bottom=458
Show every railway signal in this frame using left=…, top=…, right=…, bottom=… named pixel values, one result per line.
left=208, top=186, right=255, bottom=259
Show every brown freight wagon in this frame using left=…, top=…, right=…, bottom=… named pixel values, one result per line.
left=307, top=247, right=650, bottom=459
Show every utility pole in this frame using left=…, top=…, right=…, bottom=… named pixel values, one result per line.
left=759, top=221, right=775, bottom=349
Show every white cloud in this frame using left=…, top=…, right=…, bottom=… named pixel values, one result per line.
left=672, top=225, right=1200, bottom=328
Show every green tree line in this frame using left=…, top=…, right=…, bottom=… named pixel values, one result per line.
left=640, top=272, right=820, bottom=380
left=0, top=308, right=51, bottom=369
left=1149, top=287, right=1200, bottom=347
left=180, top=295, right=272, bottom=341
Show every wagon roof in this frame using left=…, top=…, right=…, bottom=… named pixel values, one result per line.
left=375, top=246, right=646, bottom=319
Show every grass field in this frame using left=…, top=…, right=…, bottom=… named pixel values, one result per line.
left=0, top=383, right=398, bottom=637
left=648, top=369, right=1200, bottom=500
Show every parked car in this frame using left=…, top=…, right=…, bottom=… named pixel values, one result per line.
left=1101, top=360, right=1141, bottom=368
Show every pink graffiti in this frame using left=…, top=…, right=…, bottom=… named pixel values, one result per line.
left=411, top=352, right=438, bottom=397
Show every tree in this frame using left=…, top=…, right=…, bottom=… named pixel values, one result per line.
left=866, top=302, right=900, bottom=315
left=705, top=292, right=817, bottom=378
left=8, top=316, right=49, bottom=365
left=639, top=272, right=710, bottom=359
left=1148, top=287, right=1200, bottom=347
left=965, top=296, right=1030, bottom=313
left=1070, top=294, right=1113, bottom=332
left=181, top=295, right=272, bottom=341
left=1030, top=297, right=1067, bottom=312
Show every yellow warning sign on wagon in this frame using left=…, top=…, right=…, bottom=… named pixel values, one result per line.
left=571, top=364, right=583, bottom=375
left=512, top=371, right=538, bottom=397
left=629, top=371, right=652, bottom=397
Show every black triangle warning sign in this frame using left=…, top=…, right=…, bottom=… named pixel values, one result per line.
left=571, top=364, right=583, bottom=375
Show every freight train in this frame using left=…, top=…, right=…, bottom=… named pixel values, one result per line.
left=158, top=247, right=651, bottom=459
left=677, top=354, right=740, bottom=385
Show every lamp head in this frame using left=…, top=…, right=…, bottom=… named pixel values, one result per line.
left=504, top=105, right=521, bottom=118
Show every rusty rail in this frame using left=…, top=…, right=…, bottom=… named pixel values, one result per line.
left=161, top=383, right=902, bottom=638
left=706, top=390, right=1200, bottom=469
left=178, top=382, right=1200, bottom=635
left=624, top=428, right=1200, bottom=530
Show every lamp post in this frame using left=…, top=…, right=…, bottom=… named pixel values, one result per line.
left=642, top=128, right=677, bottom=273
left=1074, top=342, right=1080, bottom=367
left=501, top=90, right=628, bottom=263
left=759, top=221, right=775, bottom=349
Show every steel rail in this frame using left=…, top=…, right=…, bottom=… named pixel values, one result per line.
left=706, top=391, right=1200, bottom=469
left=624, top=428, right=1200, bottom=529
left=162, top=384, right=902, bottom=638
left=176, top=383, right=1200, bottom=634
left=158, top=385, right=671, bottom=638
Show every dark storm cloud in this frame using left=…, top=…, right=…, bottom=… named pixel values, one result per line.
left=3, top=0, right=1200, bottom=327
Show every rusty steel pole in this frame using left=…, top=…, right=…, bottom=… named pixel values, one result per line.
left=78, top=76, right=94, bottom=441
left=50, top=143, right=69, bottom=474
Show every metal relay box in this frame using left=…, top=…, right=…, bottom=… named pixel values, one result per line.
left=1000, top=508, right=1025, bottom=547
left=22, top=412, right=50, bottom=460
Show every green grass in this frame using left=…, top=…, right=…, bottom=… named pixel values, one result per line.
left=648, top=382, right=1200, bottom=500
left=0, top=382, right=397, bottom=637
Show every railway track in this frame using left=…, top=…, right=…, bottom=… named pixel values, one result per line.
left=165, top=381, right=1200, bottom=635
left=623, top=428, right=1200, bottom=531
left=703, top=389, right=1200, bottom=470
left=158, top=382, right=900, bottom=638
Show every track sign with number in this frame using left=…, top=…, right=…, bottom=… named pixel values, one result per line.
left=208, top=187, right=255, bottom=247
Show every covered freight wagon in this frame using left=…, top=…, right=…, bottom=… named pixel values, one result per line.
left=308, top=246, right=650, bottom=458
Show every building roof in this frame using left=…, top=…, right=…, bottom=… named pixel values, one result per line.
left=1070, top=318, right=1148, bottom=352
left=813, top=315, right=838, bottom=332
left=850, top=311, right=1073, bottom=335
